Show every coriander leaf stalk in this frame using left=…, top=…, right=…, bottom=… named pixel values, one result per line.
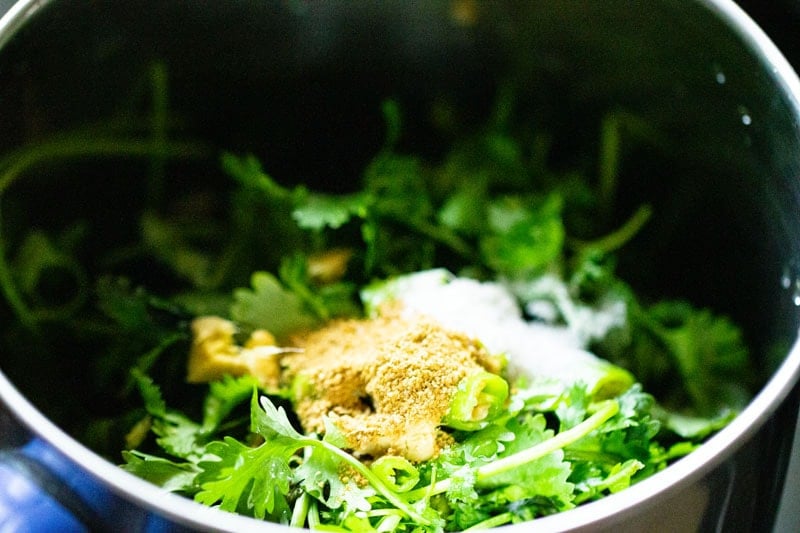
left=406, top=399, right=620, bottom=499
left=0, top=136, right=209, bottom=330
left=256, top=395, right=431, bottom=525
left=306, top=435, right=431, bottom=525
left=475, top=400, right=619, bottom=485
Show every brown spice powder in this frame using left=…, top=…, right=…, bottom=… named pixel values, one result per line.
left=282, top=309, right=496, bottom=462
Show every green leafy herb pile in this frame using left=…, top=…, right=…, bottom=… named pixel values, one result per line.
left=0, top=68, right=753, bottom=531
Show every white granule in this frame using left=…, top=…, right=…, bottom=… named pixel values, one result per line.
left=383, top=270, right=631, bottom=393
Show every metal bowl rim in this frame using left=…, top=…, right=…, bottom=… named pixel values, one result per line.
left=1, top=0, right=799, bottom=530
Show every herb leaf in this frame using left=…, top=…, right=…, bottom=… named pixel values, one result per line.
left=132, top=370, right=205, bottom=459
left=195, top=437, right=295, bottom=520
left=292, top=192, right=371, bottom=231
left=481, top=193, right=565, bottom=277
left=631, top=301, right=752, bottom=415
left=230, top=271, right=319, bottom=338
left=121, top=450, right=199, bottom=492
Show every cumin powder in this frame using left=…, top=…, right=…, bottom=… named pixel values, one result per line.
left=282, top=309, right=496, bottom=461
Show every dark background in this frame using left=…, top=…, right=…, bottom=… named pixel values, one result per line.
left=738, top=1, right=800, bottom=66
left=0, top=1, right=796, bottom=80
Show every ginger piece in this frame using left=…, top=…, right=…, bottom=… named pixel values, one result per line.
left=307, top=248, right=353, bottom=284
left=187, top=316, right=299, bottom=389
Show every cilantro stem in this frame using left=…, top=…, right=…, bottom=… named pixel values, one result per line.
left=407, top=400, right=620, bottom=500
left=124, top=332, right=188, bottom=395
left=308, top=439, right=432, bottom=526
left=290, top=491, right=311, bottom=528
left=0, top=205, right=35, bottom=329
left=597, top=113, right=621, bottom=220
left=567, top=204, right=652, bottom=255
left=307, top=499, right=321, bottom=529
left=463, top=511, right=513, bottom=530
left=148, top=61, right=170, bottom=208
left=476, top=400, right=619, bottom=483
left=0, top=135, right=209, bottom=329
left=380, top=210, right=476, bottom=259
left=572, top=459, right=644, bottom=505
left=0, top=137, right=208, bottom=195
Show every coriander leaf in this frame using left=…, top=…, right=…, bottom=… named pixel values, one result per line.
left=478, top=414, right=574, bottom=507
left=480, top=194, right=565, bottom=277
left=409, top=401, right=619, bottom=509
left=364, top=153, right=431, bottom=222
left=359, top=153, right=454, bottom=274
left=195, top=437, right=295, bottom=520
left=147, top=419, right=203, bottom=463
left=603, top=459, right=645, bottom=493
left=653, top=406, right=736, bottom=440
left=294, top=444, right=375, bottom=513
left=140, top=211, right=214, bottom=288
left=632, top=300, right=752, bottom=415
left=121, top=450, right=199, bottom=493
left=320, top=416, right=351, bottom=449
left=437, top=129, right=529, bottom=192
left=444, top=466, right=484, bottom=530
left=189, top=394, right=307, bottom=521
left=292, top=192, right=371, bottom=231
left=231, top=271, right=319, bottom=338
left=201, top=374, right=259, bottom=434
left=95, top=276, right=182, bottom=337
left=446, top=465, right=479, bottom=504
left=437, top=179, right=488, bottom=235
left=11, top=229, right=88, bottom=320
left=278, top=253, right=359, bottom=322
left=315, top=282, right=361, bottom=319
left=93, top=276, right=191, bottom=395
left=571, top=458, right=644, bottom=504
left=254, top=396, right=428, bottom=525
left=606, top=385, right=658, bottom=430
left=471, top=400, right=619, bottom=490
left=562, top=385, right=662, bottom=487
left=132, top=368, right=167, bottom=417
left=555, top=384, right=592, bottom=431
left=221, top=152, right=293, bottom=202
left=131, top=370, right=205, bottom=459
left=252, top=391, right=305, bottom=440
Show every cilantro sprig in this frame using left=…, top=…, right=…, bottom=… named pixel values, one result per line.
left=123, top=374, right=685, bottom=531
left=0, top=72, right=757, bottom=532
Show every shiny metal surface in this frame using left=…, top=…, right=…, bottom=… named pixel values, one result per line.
left=1, top=1, right=799, bottom=531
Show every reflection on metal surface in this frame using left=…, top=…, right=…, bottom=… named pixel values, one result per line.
left=775, top=412, right=800, bottom=532
left=0, top=0, right=48, bottom=50
left=613, top=482, right=709, bottom=533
